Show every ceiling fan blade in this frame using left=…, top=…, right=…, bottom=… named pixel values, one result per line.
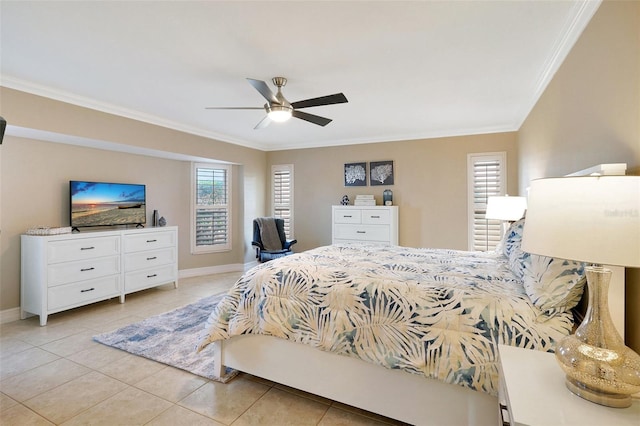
left=247, top=78, right=278, bottom=104
left=205, top=106, right=264, bottom=110
left=292, top=110, right=332, bottom=126
left=291, top=93, right=348, bottom=109
left=254, top=115, right=272, bottom=130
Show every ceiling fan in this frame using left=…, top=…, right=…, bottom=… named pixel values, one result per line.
left=206, top=77, right=348, bottom=129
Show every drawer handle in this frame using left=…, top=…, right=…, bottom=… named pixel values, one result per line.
left=147, top=239, right=157, bottom=243
left=147, top=256, right=157, bottom=261
left=356, top=231, right=366, bottom=234
left=80, top=287, right=95, bottom=293
left=371, top=215, right=380, bottom=218
left=344, top=215, right=352, bottom=218
left=80, top=246, right=95, bottom=250
left=80, top=267, right=95, bottom=272
left=147, top=273, right=158, bottom=278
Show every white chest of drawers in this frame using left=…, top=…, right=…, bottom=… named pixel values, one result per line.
left=21, top=226, right=178, bottom=325
left=122, top=228, right=178, bottom=295
left=332, top=205, right=399, bottom=245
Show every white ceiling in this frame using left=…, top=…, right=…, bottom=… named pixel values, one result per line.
left=1, top=1, right=600, bottom=151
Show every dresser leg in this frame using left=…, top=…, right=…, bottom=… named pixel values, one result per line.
left=40, top=314, right=47, bottom=326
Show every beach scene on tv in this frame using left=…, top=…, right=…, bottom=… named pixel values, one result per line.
left=70, top=181, right=146, bottom=227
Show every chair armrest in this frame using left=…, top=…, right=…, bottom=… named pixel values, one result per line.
left=252, top=241, right=264, bottom=250
left=284, top=239, right=297, bottom=250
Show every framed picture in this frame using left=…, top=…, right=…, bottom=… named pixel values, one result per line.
left=344, top=162, right=367, bottom=186
left=370, top=161, right=394, bottom=186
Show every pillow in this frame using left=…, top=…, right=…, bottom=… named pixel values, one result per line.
left=501, top=218, right=525, bottom=258
left=521, top=254, right=586, bottom=316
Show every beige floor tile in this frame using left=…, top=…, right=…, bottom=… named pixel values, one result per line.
left=61, top=387, right=172, bottom=426
left=134, top=366, right=208, bottom=403
left=0, top=358, right=90, bottom=402
left=39, top=330, right=98, bottom=357
left=233, top=387, right=330, bottom=426
left=178, top=377, right=269, bottom=424
left=97, top=352, right=165, bottom=385
left=23, top=370, right=127, bottom=424
left=146, top=405, right=225, bottom=426
left=65, top=341, right=129, bottom=370
left=0, top=337, right=35, bottom=358
left=0, top=347, right=60, bottom=381
left=0, top=403, right=54, bottom=425
left=319, top=406, right=393, bottom=425
left=0, top=392, right=19, bottom=411
left=12, top=323, right=91, bottom=347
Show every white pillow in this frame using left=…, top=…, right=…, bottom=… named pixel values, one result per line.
left=521, top=254, right=586, bottom=316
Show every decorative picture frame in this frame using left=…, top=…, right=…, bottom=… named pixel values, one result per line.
left=344, top=162, right=367, bottom=186
left=370, top=161, right=394, bottom=186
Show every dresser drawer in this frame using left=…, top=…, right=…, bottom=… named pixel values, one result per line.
left=124, top=247, right=176, bottom=272
left=48, top=255, right=120, bottom=286
left=47, top=236, right=120, bottom=264
left=362, top=209, right=391, bottom=224
left=48, top=275, right=120, bottom=311
left=334, top=209, right=362, bottom=224
left=334, top=224, right=390, bottom=242
left=125, top=264, right=176, bottom=293
left=123, top=230, right=176, bottom=253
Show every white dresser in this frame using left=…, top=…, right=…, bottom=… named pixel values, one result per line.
left=332, top=205, right=398, bottom=245
left=21, top=226, right=178, bottom=325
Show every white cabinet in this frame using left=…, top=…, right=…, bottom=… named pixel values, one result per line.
left=21, top=227, right=178, bottom=326
left=122, top=228, right=178, bottom=295
left=332, top=206, right=398, bottom=245
left=497, top=344, right=640, bottom=426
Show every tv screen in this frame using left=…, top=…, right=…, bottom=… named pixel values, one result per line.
left=70, top=181, right=146, bottom=229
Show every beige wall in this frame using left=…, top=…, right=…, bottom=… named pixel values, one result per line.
left=518, top=0, right=639, bottom=349
left=268, top=132, right=518, bottom=251
left=0, top=88, right=267, bottom=311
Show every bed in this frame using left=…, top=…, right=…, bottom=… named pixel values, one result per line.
left=197, top=218, right=592, bottom=425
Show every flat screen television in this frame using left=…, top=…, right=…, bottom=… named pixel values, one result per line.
left=70, top=180, right=146, bottom=230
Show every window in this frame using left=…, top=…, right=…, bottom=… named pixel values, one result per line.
left=191, top=162, right=231, bottom=253
left=272, top=164, right=294, bottom=238
left=467, top=152, right=506, bottom=252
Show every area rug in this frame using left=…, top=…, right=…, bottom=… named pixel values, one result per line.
left=93, top=293, right=237, bottom=382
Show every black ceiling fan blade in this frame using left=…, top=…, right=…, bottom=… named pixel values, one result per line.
left=292, top=110, right=332, bottom=126
left=291, top=93, right=348, bottom=109
left=247, top=78, right=278, bottom=104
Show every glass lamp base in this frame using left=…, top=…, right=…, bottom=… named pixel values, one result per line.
left=554, top=266, right=640, bottom=409
left=565, top=377, right=632, bottom=408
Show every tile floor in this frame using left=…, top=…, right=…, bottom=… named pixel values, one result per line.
left=0, top=272, right=406, bottom=425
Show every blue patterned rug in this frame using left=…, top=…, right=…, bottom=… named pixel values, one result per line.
left=93, top=293, right=237, bottom=382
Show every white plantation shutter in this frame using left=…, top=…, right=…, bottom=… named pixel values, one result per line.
left=192, top=163, right=231, bottom=253
left=468, top=153, right=506, bottom=251
left=272, top=164, right=294, bottom=238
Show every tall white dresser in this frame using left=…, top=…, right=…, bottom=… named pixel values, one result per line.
left=21, top=226, right=178, bottom=325
left=332, top=205, right=398, bottom=245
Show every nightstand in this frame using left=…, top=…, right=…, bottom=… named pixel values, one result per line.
left=497, top=344, right=640, bottom=425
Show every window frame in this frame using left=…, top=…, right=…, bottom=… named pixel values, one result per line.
left=190, top=162, right=232, bottom=254
left=271, top=164, right=294, bottom=239
left=467, top=152, right=506, bottom=252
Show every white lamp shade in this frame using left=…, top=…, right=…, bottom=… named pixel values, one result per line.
left=485, top=196, right=527, bottom=221
left=521, top=176, right=640, bottom=267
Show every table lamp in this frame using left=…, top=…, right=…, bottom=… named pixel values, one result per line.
left=485, top=195, right=527, bottom=235
left=522, top=175, right=640, bottom=408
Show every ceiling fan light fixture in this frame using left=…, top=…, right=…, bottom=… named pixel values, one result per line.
left=267, top=104, right=293, bottom=122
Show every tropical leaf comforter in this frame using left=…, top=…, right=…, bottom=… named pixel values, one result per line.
left=197, top=243, right=574, bottom=395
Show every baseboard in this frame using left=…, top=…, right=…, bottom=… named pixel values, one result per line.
left=0, top=307, right=21, bottom=324
left=178, top=262, right=256, bottom=279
